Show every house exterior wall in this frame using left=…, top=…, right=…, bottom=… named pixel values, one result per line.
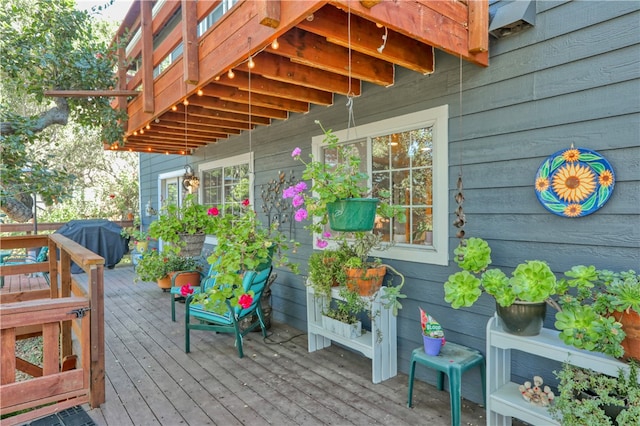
left=139, top=1, right=639, bottom=403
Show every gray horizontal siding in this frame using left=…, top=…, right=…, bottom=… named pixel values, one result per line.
left=139, top=0, right=640, bottom=404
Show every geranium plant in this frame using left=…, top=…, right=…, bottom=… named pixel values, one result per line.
left=193, top=199, right=299, bottom=314
left=148, top=193, right=216, bottom=254
left=284, top=120, right=401, bottom=242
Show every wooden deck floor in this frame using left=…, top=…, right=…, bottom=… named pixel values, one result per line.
left=22, top=265, right=491, bottom=426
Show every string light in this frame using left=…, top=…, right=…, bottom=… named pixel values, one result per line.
left=271, top=38, right=279, bottom=49
left=171, top=105, right=178, bottom=111
left=146, top=123, right=151, bottom=130
left=214, top=75, right=220, bottom=81
left=197, top=88, right=203, bottom=96
left=139, top=129, right=144, bottom=134
left=248, top=56, right=255, bottom=69
left=183, top=98, right=189, bottom=106
left=227, top=69, right=235, bottom=79
left=133, top=131, right=138, bottom=136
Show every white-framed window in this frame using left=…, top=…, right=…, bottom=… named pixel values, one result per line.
left=198, top=153, right=253, bottom=244
left=312, top=106, right=449, bottom=265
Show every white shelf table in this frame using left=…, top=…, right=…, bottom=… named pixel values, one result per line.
left=486, top=315, right=637, bottom=425
left=306, top=284, right=397, bottom=383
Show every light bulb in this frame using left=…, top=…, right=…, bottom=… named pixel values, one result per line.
left=248, top=57, right=255, bottom=69
left=133, top=131, right=138, bottom=136
left=197, top=88, right=203, bottom=96
left=139, top=129, right=144, bottom=134
left=228, top=69, right=235, bottom=79
left=146, top=123, right=150, bottom=130
left=171, top=105, right=178, bottom=111
left=271, top=38, right=279, bottom=49
left=183, top=98, right=189, bottom=106
left=214, top=75, right=220, bottom=81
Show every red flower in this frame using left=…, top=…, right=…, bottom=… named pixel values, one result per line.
left=180, top=284, right=194, bottom=297
left=242, top=199, right=250, bottom=207
left=109, top=194, right=115, bottom=199
left=208, top=207, right=219, bottom=216
left=238, top=293, right=253, bottom=309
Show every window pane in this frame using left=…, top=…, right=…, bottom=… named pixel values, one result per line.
left=202, top=169, right=222, bottom=205
left=409, top=128, right=433, bottom=167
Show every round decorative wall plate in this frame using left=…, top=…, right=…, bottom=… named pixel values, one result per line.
left=534, top=147, right=615, bottom=217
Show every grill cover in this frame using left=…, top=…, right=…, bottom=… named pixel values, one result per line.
left=55, top=219, right=129, bottom=273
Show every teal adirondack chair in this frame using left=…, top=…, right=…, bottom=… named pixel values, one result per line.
left=170, top=260, right=219, bottom=322
left=184, top=266, right=272, bottom=358
left=0, top=246, right=49, bottom=288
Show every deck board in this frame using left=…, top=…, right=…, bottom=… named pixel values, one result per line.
left=69, top=265, right=491, bottom=426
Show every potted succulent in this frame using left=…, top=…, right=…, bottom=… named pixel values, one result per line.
left=549, top=361, right=640, bottom=425
left=193, top=199, right=299, bottom=314
left=443, top=237, right=565, bottom=335
left=554, top=266, right=638, bottom=360
left=148, top=193, right=216, bottom=256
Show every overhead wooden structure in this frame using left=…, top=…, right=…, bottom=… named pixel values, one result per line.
left=107, top=0, right=488, bottom=154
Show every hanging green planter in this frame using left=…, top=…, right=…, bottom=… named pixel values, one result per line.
left=327, top=198, right=379, bottom=232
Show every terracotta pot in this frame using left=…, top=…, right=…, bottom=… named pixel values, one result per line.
left=170, top=270, right=201, bottom=288
left=611, top=308, right=640, bottom=362
left=345, top=265, right=386, bottom=296
left=157, top=275, right=172, bottom=290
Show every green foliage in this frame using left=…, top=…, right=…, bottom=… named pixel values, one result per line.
left=453, top=237, right=492, bottom=274
left=555, top=268, right=638, bottom=358
left=148, top=194, right=215, bottom=254
left=323, top=287, right=368, bottom=324
left=289, top=121, right=403, bottom=236
left=307, top=243, right=354, bottom=297
left=444, top=239, right=562, bottom=308
left=0, top=0, right=128, bottom=215
left=134, top=250, right=199, bottom=283
left=193, top=200, right=299, bottom=314
left=550, top=362, right=640, bottom=425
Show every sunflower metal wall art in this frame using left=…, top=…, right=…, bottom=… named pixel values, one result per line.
left=535, top=147, right=615, bottom=217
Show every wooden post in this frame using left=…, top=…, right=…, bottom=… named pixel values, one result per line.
left=89, top=264, right=105, bottom=407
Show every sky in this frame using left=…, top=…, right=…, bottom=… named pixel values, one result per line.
left=76, top=0, right=134, bottom=22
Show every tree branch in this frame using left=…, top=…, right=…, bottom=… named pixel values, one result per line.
left=0, top=97, right=70, bottom=135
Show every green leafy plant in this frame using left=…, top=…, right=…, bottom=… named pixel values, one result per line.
left=193, top=200, right=299, bottom=314
left=549, top=361, right=640, bottom=425
left=148, top=193, right=216, bottom=254
left=134, top=250, right=199, bottom=283
left=323, top=287, right=369, bottom=324
left=284, top=120, right=403, bottom=240
left=554, top=267, right=638, bottom=358
left=444, top=238, right=564, bottom=309
left=307, top=242, right=354, bottom=297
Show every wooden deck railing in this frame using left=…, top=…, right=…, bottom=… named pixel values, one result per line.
left=0, top=233, right=106, bottom=425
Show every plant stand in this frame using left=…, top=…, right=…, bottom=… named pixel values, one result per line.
left=486, top=315, right=639, bottom=425
left=306, top=284, right=397, bottom=384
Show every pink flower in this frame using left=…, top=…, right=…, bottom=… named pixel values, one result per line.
left=208, top=207, right=219, bottom=216
left=316, top=239, right=328, bottom=249
left=294, top=208, right=308, bottom=222
left=283, top=186, right=296, bottom=199
left=292, top=194, right=305, bottom=207
left=294, top=182, right=307, bottom=193
left=291, top=147, right=301, bottom=157
left=322, top=231, right=331, bottom=238
left=238, top=293, right=253, bottom=309
left=242, top=199, right=250, bottom=207
left=180, top=284, right=194, bottom=297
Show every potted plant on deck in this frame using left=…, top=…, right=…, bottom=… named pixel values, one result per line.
left=134, top=249, right=200, bottom=290
left=443, top=237, right=566, bottom=336
left=307, top=241, right=354, bottom=297
left=148, top=193, right=215, bottom=256
left=321, top=287, right=369, bottom=339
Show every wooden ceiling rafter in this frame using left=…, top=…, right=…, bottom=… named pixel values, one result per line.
left=111, top=1, right=488, bottom=154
